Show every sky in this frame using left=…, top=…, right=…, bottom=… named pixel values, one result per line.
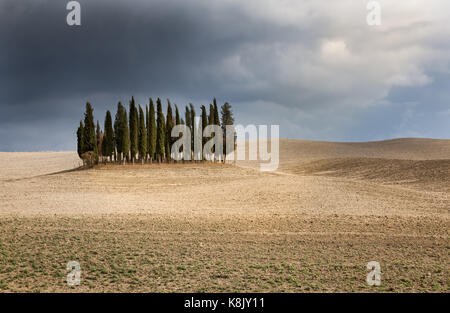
left=1, top=0, right=449, bottom=151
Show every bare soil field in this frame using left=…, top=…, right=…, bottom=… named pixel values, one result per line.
left=0, top=139, right=448, bottom=292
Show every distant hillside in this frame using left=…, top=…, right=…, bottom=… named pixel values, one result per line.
left=236, top=138, right=450, bottom=191
left=277, top=138, right=450, bottom=167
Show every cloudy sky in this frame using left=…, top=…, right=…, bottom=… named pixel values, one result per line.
left=1, top=0, right=449, bottom=151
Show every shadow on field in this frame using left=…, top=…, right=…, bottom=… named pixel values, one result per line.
left=3, top=166, right=86, bottom=182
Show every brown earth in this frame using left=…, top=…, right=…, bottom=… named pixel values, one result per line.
left=0, top=138, right=448, bottom=292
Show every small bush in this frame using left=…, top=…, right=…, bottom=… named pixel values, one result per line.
left=81, top=151, right=96, bottom=168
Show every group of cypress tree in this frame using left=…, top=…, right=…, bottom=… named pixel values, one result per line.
left=76, top=97, right=234, bottom=165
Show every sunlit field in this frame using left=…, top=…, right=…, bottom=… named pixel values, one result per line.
left=0, top=139, right=449, bottom=292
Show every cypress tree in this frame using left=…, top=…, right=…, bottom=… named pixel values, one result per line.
left=185, top=106, right=191, bottom=160
left=96, top=120, right=101, bottom=150
left=138, top=105, right=147, bottom=163
left=101, top=124, right=107, bottom=158
left=129, top=97, right=138, bottom=163
left=174, top=105, right=181, bottom=162
left=201, top=105, right=208, bottom=156
left=185, top=105, right=191, bottom=133
left=189, top=104, right=196, bottom=131
left=208, top=103, right=214, bottom=126
left=189, top=103, right=196, bottom=161
left=213, top=98, right=220, bottom=128
left=145, top=105, right=149, bottom=161
left=83, top=102, right=97, bottom=158
left=220, top=102, right=234, bottom=160
left=114, top=102, right=125, bottom=162
left=148, top=98, right=156, bottom=162
left=220, top=102, right=234, bottom=133
left=145, top=104, right=150, bottom=161
left=180, top=117, right=186, bottom=162
left=208, top=103, right=215, bottom=159
left=103, top=110, right=114, bottom=162
left=96, top=120, right=103, bottom=162
left=213, top=99, right=221, bottom=161
left=175, top=105, right=181, bottom=126
left=155, top=98, right=165, bottom=163
left=184, top=106, right=192, bottom=129
left=166, top=100, right=174, bottom=163
left=122, top=109, right=130, bottom=163
left=77, top=120, right=84, bottom=158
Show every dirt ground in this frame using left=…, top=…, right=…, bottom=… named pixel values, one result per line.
left=0, top=138, right=448, bottom=292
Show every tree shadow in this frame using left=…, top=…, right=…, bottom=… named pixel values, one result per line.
left=3, top=165, right=86, bottom=182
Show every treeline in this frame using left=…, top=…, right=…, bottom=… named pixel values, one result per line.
left=76, top=97, right=234, bottom=165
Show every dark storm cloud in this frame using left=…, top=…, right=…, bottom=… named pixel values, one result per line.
left=0, top=0, right=449, bottom=151
left=0, top=0, right=311, bottom=107
left=1, top=0, right=234, bottom=104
